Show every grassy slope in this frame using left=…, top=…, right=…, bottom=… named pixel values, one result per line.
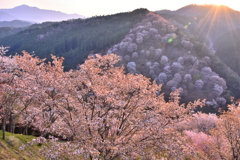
left=0, top=131, right=43, bottom=160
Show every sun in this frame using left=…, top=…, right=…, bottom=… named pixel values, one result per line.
left=194, top=0, right=240, bottom=12
left=203, top=1, right=240, bottom=11
left=214, top=2, right=225, bottom=6
left=208, top=0, right=227, bottom=5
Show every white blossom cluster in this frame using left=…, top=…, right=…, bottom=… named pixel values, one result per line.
left=181, top=40, right=194, bottom=50
left=105, top=12, right=228, bottom=107
left=127, top=62, right=137, bottom=73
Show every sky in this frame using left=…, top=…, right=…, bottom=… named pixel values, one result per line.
left=1, top=0, right=240, bottom=17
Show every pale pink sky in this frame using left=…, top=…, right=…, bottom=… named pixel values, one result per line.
left=1, top=0, right=239, bottom=17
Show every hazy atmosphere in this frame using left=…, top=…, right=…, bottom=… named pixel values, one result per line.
left=1, top=0, right=240, bottom=17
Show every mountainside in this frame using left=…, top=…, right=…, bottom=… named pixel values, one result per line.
left=0, top=5, right=85, bottom=23
left=155, top=5, right=240, bottom=58
left=0, top=20, right=32, bottom=28
left=0, top=9, right=149, bottom=70
left=0, top=20, right=32, bottom=38
left=155, top=4, right=240, bottom=104
left=0, top=27, right=26, bottom=38
left=214, top=29, right=240, bottom=75
left=106, top=12, right=237, bottom=112
left=0, top=11, right=16, bottom=21
left=175, top=4, right=239, bottom=17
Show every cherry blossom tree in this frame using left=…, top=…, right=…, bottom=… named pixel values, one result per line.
left=126, top=61, right=137, bottom=73
left=18, top=53, right=204, bottom=159
left=160, top=55, right=168, bottom=65
left=157, top=72, right=167, bottom=85
left=194, top=80, right=204, bottom=90
left=0, top=46, right=21, bottom=139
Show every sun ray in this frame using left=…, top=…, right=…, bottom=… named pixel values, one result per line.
left=208, top=5, right=223, bottom=39
left=195, top=4, right=238, bottom=48
left=197, top=5, right=218, bottom=41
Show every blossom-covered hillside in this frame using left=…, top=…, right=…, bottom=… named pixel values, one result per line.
left=107, top=12, right=227, bottom=111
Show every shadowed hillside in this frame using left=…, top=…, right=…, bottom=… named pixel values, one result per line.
left=214, top=29, right=240, bottom=75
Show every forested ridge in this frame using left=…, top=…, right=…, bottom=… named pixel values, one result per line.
left=0, top=20, right=32, bottom=28
left=0, top=8, right=148, bottom=70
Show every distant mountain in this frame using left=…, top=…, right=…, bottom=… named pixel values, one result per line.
left=0, top=20, right=32, bottom=28
left=0, top=11, right=16, bottom=21
left=156, top=9, right=174, bottom=15
left=0, top=20, right=32, bottom=38
left=0, top=5, right=85, bottom=23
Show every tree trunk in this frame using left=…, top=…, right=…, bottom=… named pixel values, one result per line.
left=9, top=113, right=15, bottom=133
left=24, top=123, right=28, bottom=135
left=2, top=114, right=6, bottom=140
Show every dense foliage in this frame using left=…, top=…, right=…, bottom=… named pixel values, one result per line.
left=0, top=27, right=26, bottom=38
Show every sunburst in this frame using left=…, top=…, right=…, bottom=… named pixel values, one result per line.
left=196, top=4, right=237, bottom=43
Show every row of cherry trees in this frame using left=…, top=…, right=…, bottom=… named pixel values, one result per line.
left=182, top=103, right=240, bottom=160
left=0, top=47, right=201, bottom=159
left=1, top=47, right=240, bottom=159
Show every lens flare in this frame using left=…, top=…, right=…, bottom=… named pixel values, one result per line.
left=168, top=38, right=173, bottom=43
